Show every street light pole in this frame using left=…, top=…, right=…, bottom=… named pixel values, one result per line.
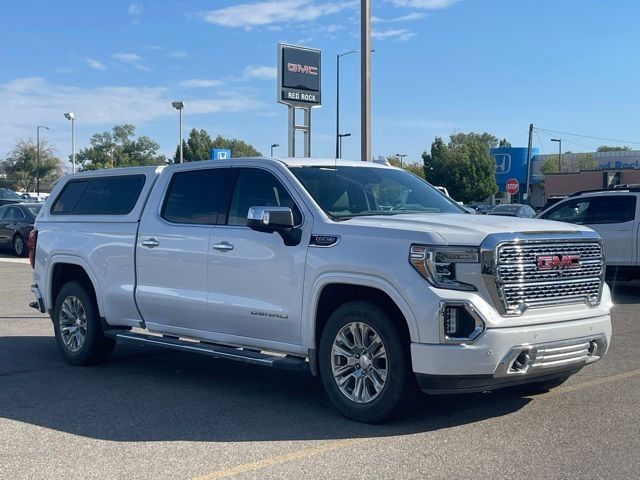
left=64, top=112, right=76, bottom=173
left=361, top=0, right=371, bottom=162
left=338, top=133, right=351, bottom=158
left=336, top=50, right=358, bottom=159
left=172, top=101, right=185, bottom=163
left=551, top=138, right=562, bottom=173
left=36, top=126, right=49, bottom=196
left=396, top=153, right=408, bottom=168
left=270, top=143, right=280, bottom=157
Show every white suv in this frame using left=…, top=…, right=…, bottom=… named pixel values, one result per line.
left=539, top=187, right=639, bottom=279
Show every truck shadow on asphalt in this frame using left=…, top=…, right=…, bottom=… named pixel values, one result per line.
left=0, top=336, right=535, bottom=442
left=609, top=280, right=640, bottom=305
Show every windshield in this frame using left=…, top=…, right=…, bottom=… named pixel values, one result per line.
left=289, top=166, right=464, bottom=219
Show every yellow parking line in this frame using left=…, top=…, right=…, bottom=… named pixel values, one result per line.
left=545, top=367, right=640, bottom=397
left=191, top=368, right=640, bottom=480
left=191, top=438, right=364, bottom=480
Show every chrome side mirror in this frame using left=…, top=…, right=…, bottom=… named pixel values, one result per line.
left=247, top=206, right=294, bottom=231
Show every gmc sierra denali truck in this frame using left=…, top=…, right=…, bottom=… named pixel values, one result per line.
left=29, top=158, right=612, bottom=423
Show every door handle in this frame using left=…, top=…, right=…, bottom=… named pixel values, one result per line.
left=212, top=242, right=234, bottom=251
left=141, top=238, right=160, bottom=248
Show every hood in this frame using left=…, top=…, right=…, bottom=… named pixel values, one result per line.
left=342, top=213, right=592, bottom=245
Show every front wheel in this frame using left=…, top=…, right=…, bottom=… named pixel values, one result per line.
left=53, top=281, right=115, bottom=365
left=318, top=301, right=417, bottom=423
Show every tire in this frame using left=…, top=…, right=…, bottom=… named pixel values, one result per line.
left=514, top=374, right=570, bottom=395
left=318, top=301, right=417, bottom=423
left=53, top=281, right=115, bottom=366
left=13, top=234, right=26, bottom=257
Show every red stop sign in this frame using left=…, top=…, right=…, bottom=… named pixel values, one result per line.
left=506, top=178, right=519, bottom=195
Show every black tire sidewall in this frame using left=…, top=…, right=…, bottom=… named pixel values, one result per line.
left=318, top=301, right=412, bottom=423
left=13, top=234, right=26, bottom=257
left=53, top=281, right=111, bottom=365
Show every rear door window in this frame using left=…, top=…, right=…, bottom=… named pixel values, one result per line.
left=52, top=175, right=145, bottom=215
left=544, top=199, right=591, bottom=224
left=587, top=195, right=636, bottom=224
left=161, top=168, right=229, bottom=225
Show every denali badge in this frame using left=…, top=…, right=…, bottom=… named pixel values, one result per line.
left=537, top=254, right=581, bottom=271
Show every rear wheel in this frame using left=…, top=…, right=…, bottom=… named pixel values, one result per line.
left=318, top=301, right=417, bottom=423
left=53, top=281, right=115, bottom=365
left=13, top=234, right=26, bottom=257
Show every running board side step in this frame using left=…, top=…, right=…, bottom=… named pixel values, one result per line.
left=105, top=330, right=308, bottom=371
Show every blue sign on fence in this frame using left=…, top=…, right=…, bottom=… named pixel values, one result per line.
left=211, top=148, right=231, bottom=160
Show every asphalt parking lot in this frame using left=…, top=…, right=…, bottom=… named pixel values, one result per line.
left=1, top=255, right=639, bottom=480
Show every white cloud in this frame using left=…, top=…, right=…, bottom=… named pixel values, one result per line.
left=85, top=58, right=107, bottom=70
left=200, top=0, right=357, bottom=28
left=244, top=65, right=277, bottom=80
left=112, top=52, right=150, bottom=71
left=390, top=0, right=459, bottom=9
left=179, top=79, right=224, bottom=88
left=372, top=28, right=416, bottom=41
left=128, top=3, right=143, bottom=16
left=0, top=77, right=265, bottom=158
left=373, top=12, right=427, bottom=23
left=168, top=50, right=187, bottom=59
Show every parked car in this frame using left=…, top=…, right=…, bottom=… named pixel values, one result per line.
left=17, top=192, right=48, bottom=202
left=470, top=204, right=493, bottom=215
left=488, top=203, right=537, bottom=218
left=29, top=159, right=611, bottom=423
left=0, top=188, right=25, bottom=206
left=538, top=187, right=640, bottom=280
left=0, top=203, right=42, bottom=256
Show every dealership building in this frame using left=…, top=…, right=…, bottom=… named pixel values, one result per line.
left=490, top=147, right=640, bottom=208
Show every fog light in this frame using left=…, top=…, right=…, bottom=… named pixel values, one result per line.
left=439, top=302, right=485, bottom=344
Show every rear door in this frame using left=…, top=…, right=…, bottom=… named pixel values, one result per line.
left=0, top=206, right=9, bottom=245
left=542, top=195, right=637, bottom=265
left=136, top=165, right=229, bottom=333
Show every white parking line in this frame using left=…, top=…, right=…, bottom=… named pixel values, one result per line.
left=0, top=256, right=29, bottom=264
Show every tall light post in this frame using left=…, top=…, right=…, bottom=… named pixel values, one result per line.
left=172, top=101, right=185, bottom=163
left=338, top=133, right=351, bottom=159
left=36, top=126, right=49, bottom=196
left=64, top=112, right=76, bottom=173
left=336, top=49, right=358, bottom=158
left=550, top=138, right=562, bottom=173
left=270, top=143, right=280, bottom=157
left=396, top=153, right=408, bottom=168
left=361, top=0, right=371, bottom=162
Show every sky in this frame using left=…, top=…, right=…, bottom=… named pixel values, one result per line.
left=2, top=0, right=640, bottom=170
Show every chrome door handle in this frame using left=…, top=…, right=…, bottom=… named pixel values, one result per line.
left=212, top=242, right=234, bottom=251
left=141, top=238, right=160, bottom=248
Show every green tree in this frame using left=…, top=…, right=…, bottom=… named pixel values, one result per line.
left=173, top=128, right=215, bottom=162
left=387, top=156, right=425, bottom=179
left=540, top=155, right=570, bottom=174
left=575, top=153, right=597, bottom=171
left=421, top=133, right=498, bottom=203
left=212, top=135, right=261, bottom=157
left=173, top=131, right=262, bottom=162
left=0, top=138, right=63, bottom=191
left=597, top=145, right=631, bottom=152
left=77, top=124, right=166, bottom=171
left=498, top=138, right=512, bottom=148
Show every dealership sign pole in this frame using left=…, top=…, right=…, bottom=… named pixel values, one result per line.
left=277, top=43, right=322, bottom=157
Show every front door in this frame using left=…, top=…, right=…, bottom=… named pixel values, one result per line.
left=136, top=165, right=229, bottom=333
left=208, top=166, right=311, bottom=348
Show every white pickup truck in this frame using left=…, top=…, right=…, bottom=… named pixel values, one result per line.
left=29, top=158, right=612, bottom=422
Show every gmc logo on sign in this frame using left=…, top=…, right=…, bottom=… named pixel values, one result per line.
left=537, top=255, right=581, bottom=271
left=287, top=63, right=318, bottom=75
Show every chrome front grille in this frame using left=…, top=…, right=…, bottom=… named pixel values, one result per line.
left=481, top=234, right=605, bottom=315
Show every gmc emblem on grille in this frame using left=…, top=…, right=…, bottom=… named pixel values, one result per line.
left=537, top=255, right=581, bottom=271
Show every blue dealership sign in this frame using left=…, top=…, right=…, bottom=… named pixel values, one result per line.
left=211, top=148, right=231, bottom=160
left=490, top=147, right=539, bottom=192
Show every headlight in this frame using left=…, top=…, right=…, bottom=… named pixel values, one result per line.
left=410, top=245, right=479, bottom=291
